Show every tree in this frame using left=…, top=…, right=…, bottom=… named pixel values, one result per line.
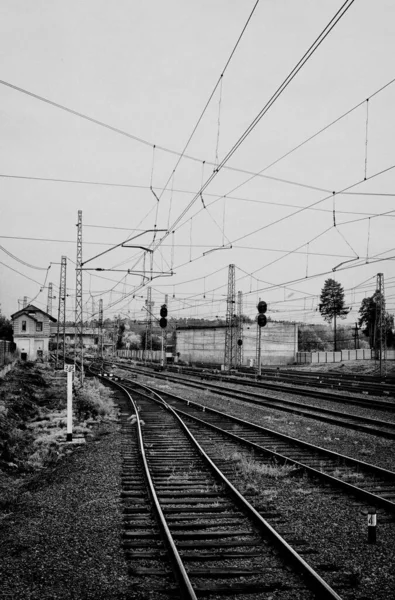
left=358, top=293, right=395, bottom=349
left=140, top=330, right=161, bottom=351
left=116, top=322, right=126, bottom=350
left=0, top=313, right=13, bottom=341
left=319, top=279, right=349, bottom=351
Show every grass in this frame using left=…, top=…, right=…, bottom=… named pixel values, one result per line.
left=227, top=451, right=295, bottom=479
left=332, top=467, right=365, bottom=483
left=215, top=448, right=295, bottom=502
left=74, top=378, right=115, bottom=420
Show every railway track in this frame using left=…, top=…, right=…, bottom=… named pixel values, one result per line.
left=119, top=377, right=395, bottom=514
left=106, top=374, right=342, bottom=599
left=237, top=368, right=395, bottom=397
left=141, top=362, right=395, bottom=397
left=109, top=363, right=395, bottom=439
left=114, top=362, right=395, bottom=412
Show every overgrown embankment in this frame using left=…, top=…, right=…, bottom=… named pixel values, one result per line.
left=0, top=361, right=115, bottom=513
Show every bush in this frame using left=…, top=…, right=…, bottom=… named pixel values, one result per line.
left=74, top=378, right=114, bottom=420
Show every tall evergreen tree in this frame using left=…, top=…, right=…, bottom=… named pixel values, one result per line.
left=319, top=278, right=349, bottom=351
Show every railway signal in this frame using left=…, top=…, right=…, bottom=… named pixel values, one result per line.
left=159, top=304, right=168, bottom=329
left=256, top=300, right=268, bottom=377
left=257, top=300, right=267, bottom=327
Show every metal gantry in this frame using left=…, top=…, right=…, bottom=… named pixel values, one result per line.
left=236, top=290, right=243, bottom=368
left=55, top=256, right=67, bottom=369
left=224, top=264, right=237, bottom=370
left=46, top=282, right=53, bottom=316
left=75, top=210, right=84, bottom=382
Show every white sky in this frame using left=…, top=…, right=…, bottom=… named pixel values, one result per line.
left=0, top=0, right=394, bottom=326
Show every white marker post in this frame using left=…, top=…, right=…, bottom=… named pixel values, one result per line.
left=368, top=507, right=377, bottom=544
left=64, top=364, right=75, bottom=442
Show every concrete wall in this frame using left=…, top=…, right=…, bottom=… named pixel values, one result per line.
left=14, top=336, right=49, bottom=361
left=176, top=322, right=298, bottom=366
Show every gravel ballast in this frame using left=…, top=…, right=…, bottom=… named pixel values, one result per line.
left=0, top=423, right=131, bottom=600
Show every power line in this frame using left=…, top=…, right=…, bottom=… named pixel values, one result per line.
left=152, top=0, right=356, bottom=252
left=156, top=0, right=261, bottom=201
left=0, top=244, right=48, bottom=270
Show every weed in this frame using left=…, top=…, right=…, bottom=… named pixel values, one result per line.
left=333, top=468, right=365, bottom=483
left=359, top=446, right=373, bottom=456
left=74, top=378, right=114, bottom=420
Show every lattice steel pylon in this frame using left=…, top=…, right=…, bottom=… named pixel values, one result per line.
left=75, top=210, right=84, bottom=382
left=236, top=290, right=243, bottom=368
left=98, top=299, right=103, bottom=360
left=55, top=256, right=67, bottom=369
left=145, top=287, right=154, bottom=361
left=47, top=283, right=53, bottom=316
left=224, top=264, right=237, bottom=370
left=375, top=273, right=386, bottom=376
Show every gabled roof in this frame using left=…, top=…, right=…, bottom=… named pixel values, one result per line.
left=11, top=304, right=57, bottom=323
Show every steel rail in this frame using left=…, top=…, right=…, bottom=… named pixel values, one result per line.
left=117, top=361, right=395, bottom=411
left=127, top=379, right=343, bottom=600
left=91, top=371, right=198, bottom=600
left=122, top=380, right=395, bottom=514
left=119, top=365, right=395, bottom=438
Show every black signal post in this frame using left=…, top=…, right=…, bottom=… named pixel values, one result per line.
left=159, top=304, right=168, bottom=367
left=256, top=300, right=267, bottom=377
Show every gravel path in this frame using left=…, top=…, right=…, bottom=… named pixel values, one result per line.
left=0, top=423, right=132, bottom=600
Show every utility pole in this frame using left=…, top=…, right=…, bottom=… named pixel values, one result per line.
left=333, top=290, right=337, bottom=352
left=47, top=283, right=53, bottom=316
left=145, top=287, right=154, bottom=363
left=354, top=322, right=359, bottom=350
left=75, top=210, right=84, bottom=383
left=224, top=264, right=236, bottom=370
left=55, top=256, right=67, bottom=369
left=376, top=273, right=386, bottom=376
left=98, top=299, right=103, bottom=360
left=236, top=290, right=243, bottom=368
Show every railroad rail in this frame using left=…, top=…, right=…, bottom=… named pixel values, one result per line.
left=118, top=378, right=395, bottom=514
left=99, top=371, right=343, bottom=599
left=114, top=361, right=395, bottom=412
left=107, top=362, right=395, bottom=439
left=140, top=362, right=395, bottom=397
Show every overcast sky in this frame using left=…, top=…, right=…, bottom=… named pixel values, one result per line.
left=0, top=0, right=394, bottom=327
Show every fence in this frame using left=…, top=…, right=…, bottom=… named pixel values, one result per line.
left=117, top=349, right=162, bottom=362
left=297, top=349, right=395, bottom=364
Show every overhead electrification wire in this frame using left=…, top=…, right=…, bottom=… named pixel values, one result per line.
left=228, top=163, right=395, bottom=248
left=154, top=0, right=356, bottom=253
left=169, top=75, right=395, bottom=237
left=155, top=0, right=261, bottom=201
left=0, top=260, right=45, bottom=285
left=0, top=244, right=48, bottom=270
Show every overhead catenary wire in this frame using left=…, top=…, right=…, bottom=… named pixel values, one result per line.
left=154, top=0, right=261, bottom=202
left=153, top=0, right=356, bottom=254
left=0, top=244, right=48, bottom=270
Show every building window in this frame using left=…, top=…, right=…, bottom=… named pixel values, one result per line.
left=36, top=322, right=43, bottom=332
left=22, top=321, right=27, bottom=331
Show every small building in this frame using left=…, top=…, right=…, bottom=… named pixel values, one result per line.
left=11, top=304, right=57, bottom=361
left=49, top=326, right=98, bottom=348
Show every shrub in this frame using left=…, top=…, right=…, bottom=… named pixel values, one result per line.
left=74, top=378, right=114, bottom=420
